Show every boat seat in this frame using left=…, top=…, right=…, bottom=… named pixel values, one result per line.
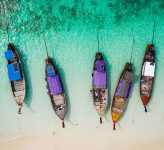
left=141, top=84, right=150, bottom=90
left=141, top=93, right=149, bottom=96
left=112, top=107, right=123, bottom=114
left=114, top=97, right=125, bottom=106
left=95, top=101, right=100, bottom=106
left=114, top=101, right=124, bottom=109
left=13, top=80, right=24, bottom=91
left=14, top=90, right=25, bottom=97
left=53, top=95, right=64, bottom=105
left=141, top=91, right=150, bottom=96
left=55, top=99, right=64, bottom=105
left=94, top=97, right=100, bottom=102
left=53, top=94, right=64, bottom=100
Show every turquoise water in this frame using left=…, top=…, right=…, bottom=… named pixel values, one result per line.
left=0, top=0, right=164, bottom=141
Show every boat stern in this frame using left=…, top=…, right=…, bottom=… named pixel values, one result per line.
left=51, top=94, right=67, bottom=125
left=15, top=95, right=25, bottom=114
left=111, top=112, right=121, bottom=123
left=111, top=112, right=121, bottom=130
left=15, top=95, right=25, bottom=106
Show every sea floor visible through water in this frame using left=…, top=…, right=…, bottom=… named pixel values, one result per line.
left=0, top=0, right=164, bottom=150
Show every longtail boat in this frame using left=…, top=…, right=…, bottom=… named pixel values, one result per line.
left=140, top=44, right=155, bottom=112
left=111, top=39, right=135, bottom=130
left=90, top=29, right=108, bottom=124
left=4, top=43, right=26, bottom=114
left=111, top=63, right=134, bottom=130
left=91, top=52, right=108, bottom=123
left=44, top=36, right=66, bottom=128
left=140, top=20, right=156, bottom=112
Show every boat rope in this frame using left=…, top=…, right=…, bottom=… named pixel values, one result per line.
left=113, top=121, right=116, bottom=130
left=6, top=23, right=10, bottom=43
left=43, top=33, right=49, bottom=58
left=130, top=38, right=134, bottom=63
left=62, top=120, right=65, bottom=128
left=18, top=105, right=22, bottom=114
left=18, top=108, right=22, bottom=114
left=144, top=105, right=148, bottom=113
left=96, top=28, right=100, bottom=52
left=152, top=19, right=156, bottom=44
left=100, top=116, right=102, bottom=124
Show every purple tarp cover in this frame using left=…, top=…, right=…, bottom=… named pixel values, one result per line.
left=115, top=79, right=123, bottom=96
left=115, top=79, right=132, bottom=99
left=93, top=60, right=106, bottom=88
left=95, top=60, right=105, bottom=72
left=93, top=71, right=106, bottom=88
left=47, top=75, right=63, bottom=95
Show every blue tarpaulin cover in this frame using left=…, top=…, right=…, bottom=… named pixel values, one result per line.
left=47, top=65, right=55, bottom=77
left=7, top=63, right=21, bottom=81
left=5, top=50, right=14, bottom=60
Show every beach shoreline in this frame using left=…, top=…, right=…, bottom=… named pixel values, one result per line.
left=0, top=130, right=164, bottom=150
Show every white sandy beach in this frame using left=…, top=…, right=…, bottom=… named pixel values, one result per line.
left=0, top=126, right=164, bottom=150
left=0, top=134, right=164, bottom=150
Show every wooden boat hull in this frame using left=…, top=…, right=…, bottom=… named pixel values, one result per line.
left=140, top=44, right=155, bottom=112
left=5, top=43, right=26, bottom=114
left=45, top=57, right=66, bottom=127
left=111, top=63, right=134, bottom=130
left=91, top=52, right=108, bottom=123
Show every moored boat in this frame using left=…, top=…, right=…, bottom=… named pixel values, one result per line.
left=90, top=29, right=108, bottom=123
left=4, top=43, right=26, bottom=114
left=91, top=52, right=108, bottom=123
left=140, top=20, right=156, bottom=112
left=140, top=44, right=155, bottom=112
left=44, top=37, right=66, bottom=128
left=111, top=63, right=134, bottom=130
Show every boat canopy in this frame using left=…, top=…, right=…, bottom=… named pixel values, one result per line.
left=95, top=60, right=105, bottom=72
left=47, top=65, right=55, bottom=77
left=5, top=50, right=14, bottom=60
left=47, top=75, right=62, bottom=95
left=7, top=63, right=21, bottom=81
left=142, top=61, right=155, bottom=77
left=93, top=60, right=106, bottom=88
left=93, top=71, right=106, bottom=88
left=124, top=72, right=134, bottom=82
left=115, top=79, right=132, bottom=99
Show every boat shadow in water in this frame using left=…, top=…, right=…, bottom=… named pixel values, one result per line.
left=54, top=61, right=77, bottom=126
left=103, top=54, right=112, bottom=122
left=16, top=45, right=33, bottom=112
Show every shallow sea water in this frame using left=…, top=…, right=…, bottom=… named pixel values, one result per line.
left=0, top=0, right=164, bottom=143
